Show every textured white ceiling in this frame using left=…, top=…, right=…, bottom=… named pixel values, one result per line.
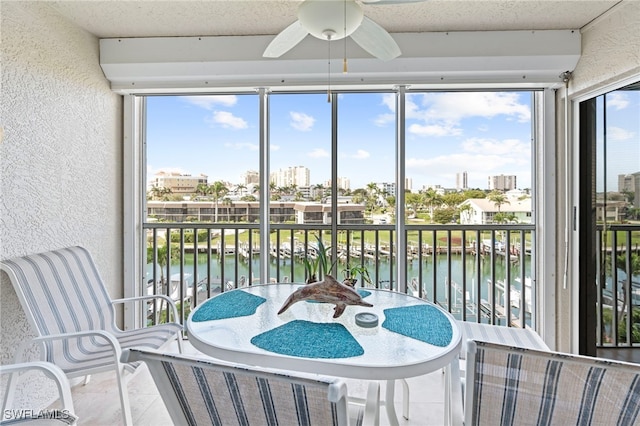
left=48, top=0, right=621, bottom=39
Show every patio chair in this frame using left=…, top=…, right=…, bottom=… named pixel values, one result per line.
left=0, top=246, right=184, bottom=426
left=463, top=340, right=640, bottom=425
left=444, top=321, right=551, bottom=424
left=1, top=361, right=78, bottom=425
left=122, top=347, right=380, bottom=426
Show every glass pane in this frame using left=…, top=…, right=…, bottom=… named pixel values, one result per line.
left=593, top=83, right=640, bottom=346
left=269, top=93, right=331, bottom=223
left=337, top=93, right=396, bottom=225
left=146, top=94, right=259, bottom=220
left=145, top=94, right=260, bottom=303
left=405, top=91, right=533, bottom=226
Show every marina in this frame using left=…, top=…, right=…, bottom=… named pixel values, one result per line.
left=147, top=243, right=535, bottom=327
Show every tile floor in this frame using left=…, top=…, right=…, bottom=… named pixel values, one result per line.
left=69, top=342, right=449, bottom=426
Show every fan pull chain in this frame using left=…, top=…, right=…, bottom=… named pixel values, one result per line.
left=327, top=34, right=332, bottom=103
left=343, top=0, right=348, bottom=73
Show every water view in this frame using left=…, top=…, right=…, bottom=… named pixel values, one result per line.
left=148, top=248, right=532, bottom=327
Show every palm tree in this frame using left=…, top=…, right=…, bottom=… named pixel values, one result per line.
left=313, top=184, right=325, bottom=202
left=209, top=181, right=229, bottom=222
left=457, top=203, right=473, bottom=223
left=405, top=192, right=423, bottom=219
left=235, top=183, right=247, bottom=197
left=365, top=182, right=379, bottom=217
left=422, top=189, right=442, bottom=224
left=488, top=190, right=510, bottom=212
left=149, top=185, right=173, bottom=201
left=195, top=183, right=211, bottom=199
left=222, top=197, right=233, bottom=221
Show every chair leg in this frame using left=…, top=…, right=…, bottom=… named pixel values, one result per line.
left=83, top=375, right=91, bottom=385
left=364, top=381, right=380, bottom=426
left=115, top=364, right=133, bottom=425
left=176, top=334, right=184, bottom=354
left=2, top=370, right=19, bottom=414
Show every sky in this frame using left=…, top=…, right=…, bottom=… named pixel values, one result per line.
left=145, top=89, right=637, bottom=192
left=595, top=90, right=640, bottom=192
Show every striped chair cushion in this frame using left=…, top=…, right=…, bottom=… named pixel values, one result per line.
left=1, top=246, right=182, bottom=375
left=164, top=362, right=340, bottom=426
left=466, top=341, right=640, bottom=426
left=123, top=348, right=358, bottom=426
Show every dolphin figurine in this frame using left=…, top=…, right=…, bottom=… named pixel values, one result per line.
left=277, top=274, right=373, bottom=318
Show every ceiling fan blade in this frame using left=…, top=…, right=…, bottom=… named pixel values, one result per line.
left=350, top=16, right=401, bottom=61
left=263, top=20, right=309, bottom=58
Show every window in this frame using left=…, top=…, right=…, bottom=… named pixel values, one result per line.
left=138, top=88, right=540, bottom=325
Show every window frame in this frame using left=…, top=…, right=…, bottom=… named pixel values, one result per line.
left=123, top=87, right=555, bottom=334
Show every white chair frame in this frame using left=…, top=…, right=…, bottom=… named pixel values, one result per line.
left=1, top=246, right=184, bottom=425
left=1, top=361, right=78, bottom=425
left=122, top=347, right=380, bottom=426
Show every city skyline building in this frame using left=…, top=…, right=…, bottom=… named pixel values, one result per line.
left=488, top=174, right=517, bottom=191
left=618, top=172, right=640, bottom=208
left=149, top=171, right=208, bottom=194
left=270, top=166, right=310, bottom=188
left=456, top=171, right=468, bottom=190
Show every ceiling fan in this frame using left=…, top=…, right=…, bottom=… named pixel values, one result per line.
left=263, top=0, right=426, bottom=62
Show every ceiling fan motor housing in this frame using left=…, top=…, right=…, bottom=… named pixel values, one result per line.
left=298, top=0, right=364, bottom=41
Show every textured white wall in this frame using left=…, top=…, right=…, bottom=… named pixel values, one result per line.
left=0, top=0, right=122, bottom=403
left=571, top=1, right=640, bottom=97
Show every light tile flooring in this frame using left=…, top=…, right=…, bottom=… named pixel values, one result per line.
left=70, top=342, right=448, bottom=426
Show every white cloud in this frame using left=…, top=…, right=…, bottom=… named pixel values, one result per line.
left=409, top=123, right=462, bottom=137
left=387, top=92, right=532, bottom=138
left=308, top=148, right=329, bottom=158
left=181, top=95, right=238, bottom=109
left=224, top=141, right=258, bottom=151
left=290, top=111, right=315, bottom=131
left=462, top=138, right=530, bottom=157
left=373, top=113, right=395, bottom=127
left=608, top=126, right=635, bottom=141
left=373, top=94, right=396, bottom=126
left=406, top=136, right=530, bottom=184
left=606, top=93, right=629, bottom=110
left=419, top=92, right=531, bottom=122
left=352, top=149, right=370, bottom=159
left=210, top=111, right=248, bottom=129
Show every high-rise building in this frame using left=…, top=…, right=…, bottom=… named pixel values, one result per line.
left=326, top=177, right=351, bottom=191
left=619, top=172, right=640, bottom=208
left=456, top=171, right=468, bottom=190
left=242, top=170, right=259, bottom=185
left=270, top=166, right=310, bottom=188
left=150, top=171, right=208, bottom=194
left=488, top=174, right=517, bottom=191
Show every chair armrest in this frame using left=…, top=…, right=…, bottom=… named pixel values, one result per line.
left=1, top=362, right=78, bottom=424
left=1, top=362, right=76, bottom=413
left=111, top=295, right=180, bottom=323
left=30, top=330, right=123, bottom=365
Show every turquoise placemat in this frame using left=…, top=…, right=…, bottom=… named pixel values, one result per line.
left=382, top=305, right=453, bottom=347
left=251, top=320, right=364, bottom=359
left=191, top=290, right=266, bottom=322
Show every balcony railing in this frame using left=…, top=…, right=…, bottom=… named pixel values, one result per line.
left=141, top=221, right=640, bottom=349
left=143, top=222, right=537, bottom=330
left=596, top=224, right=640, bottom=348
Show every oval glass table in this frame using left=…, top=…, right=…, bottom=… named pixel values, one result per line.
left=186, top=283, right=462, bottom=426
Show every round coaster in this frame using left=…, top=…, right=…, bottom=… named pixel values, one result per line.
left=355, top=312, right=379, bottom=328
